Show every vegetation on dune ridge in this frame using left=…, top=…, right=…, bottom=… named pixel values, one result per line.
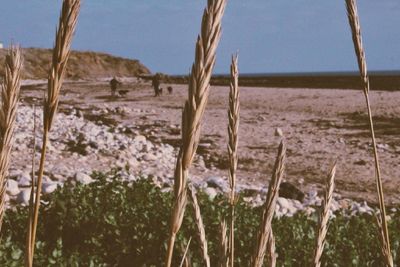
left=0, top=171, right=399, bottom=266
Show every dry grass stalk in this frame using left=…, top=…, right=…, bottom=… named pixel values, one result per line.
left=25, top=105, right=37, bottom=264
left=345, top=0, right=392, bottom=265
left=179, top=237, right=192, bottom=267
left=165, top=0, right=227, bottom=266
left=188, top=186, right=210, bottom=267
left=266, top=232, right=277, bottom=267
left=252, top=141, right=286, bottom=267
left=219, top=220, right=229, bottom=267
left=227, top=53, right=239, bottom=267
left=26, top=0, right=80, bottom=265
left=313, top=163, right=337, bottom=267
left=0, top=45, right=23, bottom=232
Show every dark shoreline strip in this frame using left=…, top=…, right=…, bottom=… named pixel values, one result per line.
left=165, top=74, right=400, bottom=91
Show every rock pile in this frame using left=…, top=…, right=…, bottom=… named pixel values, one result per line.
left=7, top=105, right=177, bottom=206
left=5, top=105, right=378, bottom=217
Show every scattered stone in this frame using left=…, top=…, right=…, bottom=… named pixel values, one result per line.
left=277, top=197, right=290, bottom=210
left=206, top=176, right=228, bottom=191
left=17, top=172, right=32, bottom=187
left=5, top=104, right=388, bottom=217
left=279, top=182, right=305, bottom=202
left=7, top=179, right=20, bottom=196
left=134, top=135, right=147, bottom=143
left=143, top=153, right=158, bottom=161
left=75, top=172, right=93, bottom=185
left=203, top=187, right=218, bottom=200
left=16, top=189, right=31, bottom=205
left=239, top=186, right=261, bottom=197
left=42, top=182, right=58, bottom=194
left=275, top=127, right=284, bottom=137
left=377, top=143, right=389, bottom=151
left=354, top=159, right=367, bottom=166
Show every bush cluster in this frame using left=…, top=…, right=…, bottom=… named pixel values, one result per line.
left=0, top=171, right=399, bottom=266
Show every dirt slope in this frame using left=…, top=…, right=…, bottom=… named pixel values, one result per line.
left=0, top=47, right=150, bottom=79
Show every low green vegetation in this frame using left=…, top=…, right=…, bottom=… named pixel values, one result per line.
left=0, top=171, right=399, bottom=266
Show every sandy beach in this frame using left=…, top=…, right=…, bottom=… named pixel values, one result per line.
left=17, top=78, right=400, bottom=205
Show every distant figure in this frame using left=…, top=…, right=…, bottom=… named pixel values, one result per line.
left=152, top=74, right=161, bottom=97
left=167, top=86, right=173, bottom=94
left=109, top=76, right=122, bottom=97
left=157, top=87, right=163, bottom=96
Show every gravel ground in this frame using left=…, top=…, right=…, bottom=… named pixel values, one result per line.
left=8, top=78, right=400, bottom=207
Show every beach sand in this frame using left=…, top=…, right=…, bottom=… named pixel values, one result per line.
left=20, top=78, right=400, bottom=205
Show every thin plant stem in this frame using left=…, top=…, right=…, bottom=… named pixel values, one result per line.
left=345, top=0, right=392, bottom=265
left=179, top=237, right=192, bottom=267
left=25, top=105, right=37, bottom=266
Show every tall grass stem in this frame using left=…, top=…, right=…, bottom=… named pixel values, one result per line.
left=165, top=0, right=227, bottom=265
left=26, top=0, right=80, bottom=265
left=345, top=0, right=392, bottom=265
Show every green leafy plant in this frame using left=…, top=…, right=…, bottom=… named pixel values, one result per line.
left=0, top=171, right=399, bottom=266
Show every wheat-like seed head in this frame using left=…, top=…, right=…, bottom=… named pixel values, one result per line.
left=166, top=1, right=227, bottom=266
left=180, top=0, right=227, bottom=171
left=345, top=0, right=369, bottom=93
left=228, top=54, right=239, bottom=204
left=227, top=53, right=239, bottom=267
left=44, top=0, right=80, bottom=131
left=252, top=141, right=286, bottom=267
left=313, top=163, right=337, bottom=267
left=189, top=186, right=210, bottom=267
left=0, top=45, right=23, bottom=231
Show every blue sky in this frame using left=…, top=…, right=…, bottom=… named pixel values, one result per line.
left=0, top=0, right=399, bottom=74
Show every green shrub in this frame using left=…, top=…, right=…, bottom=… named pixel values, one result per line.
left=0, top=170, right=399, bottom=266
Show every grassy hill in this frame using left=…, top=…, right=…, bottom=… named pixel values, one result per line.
left=0, top=47, right=151, bottom=80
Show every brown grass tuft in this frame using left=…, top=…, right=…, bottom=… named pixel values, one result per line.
left=0, top=45, right=23, bottom=232
left=26, top=0, right=81, bottom=266
left=252, top=141, right=286, bottom=267
left=313, top=163, right=336, bottom=267
left=165, top=0, right=227, bottom=266
left=345, top=0, right=392, bottom=265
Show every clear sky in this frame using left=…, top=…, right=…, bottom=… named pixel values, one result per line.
left=0, top=0, right=399, bottom=74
